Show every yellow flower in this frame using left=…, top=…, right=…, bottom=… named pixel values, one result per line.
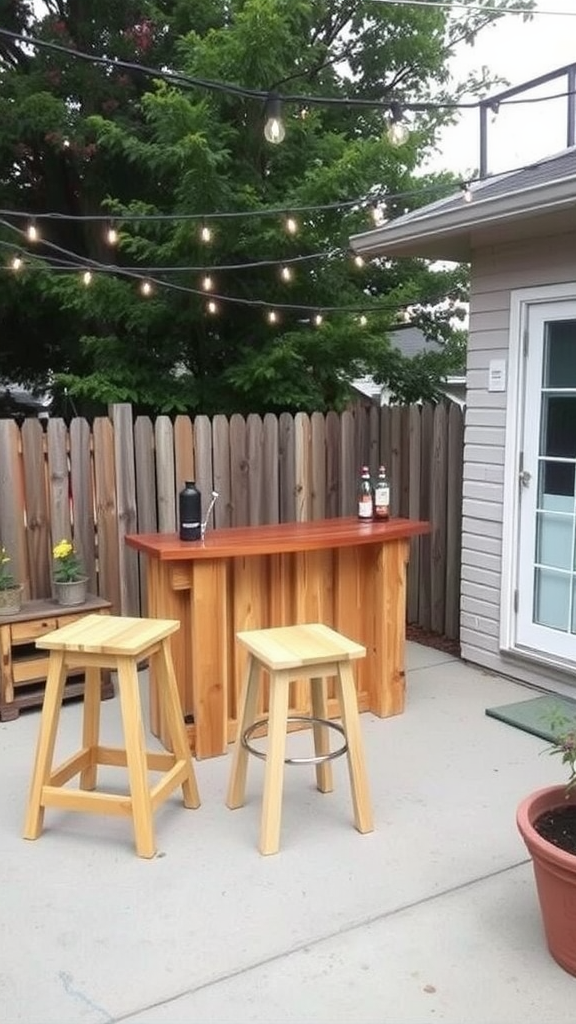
left=53, top=540, right=73, bottom=560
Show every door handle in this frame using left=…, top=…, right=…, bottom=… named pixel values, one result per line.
left=519, top=469, right=531, bottom=487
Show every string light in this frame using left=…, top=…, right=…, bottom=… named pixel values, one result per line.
left=359, top=314, right=368, bottom=326
left=200, top=223, right=213, bottom=244
left=267, top=309, right=279, bottom=324
left=387, top=103, right=410, bottom=146
left=26, top=221, right=39, bottom=242
left=201, top=274, right=214, bottom=291
left=140, top=280, right=153, bottom=296
left=206, top=299, right=218, bottom=315
left=106, top=224, right=118, bottom=246
left=10, top=256, right=22, bottom=271
left=263, top=94, right=286, bottom=145
left=353, top=254, right=365, bottom=268
left=285, top=216, right=298, bottom=236
left=371, top=203, right=387, bottom=227
left=82, top=270, right=92, bottom=285
left=461, top=183, right=473, bottom=203
left=313, top=313, right=323, bottom=327
left=280, top=265, right=294, bottom=282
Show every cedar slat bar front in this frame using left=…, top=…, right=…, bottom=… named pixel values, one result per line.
left=126, top=516, right=429, bottom=759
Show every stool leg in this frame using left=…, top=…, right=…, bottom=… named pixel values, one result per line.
left=310, top=676, right=333, bottom=793
left=80, top=666, right=101, bottom=790
left=227, top=655, right=260, bottom=810
left=336, top=663, right=374, bottom=835
left=260, top=671, right=290, bottom=856
left=117, top=656, right=156, bottom=858
left=23, top=651, right=67, bottom=840
left=155, top=640, right=200, bottom=809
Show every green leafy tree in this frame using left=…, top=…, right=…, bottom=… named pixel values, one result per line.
left=0, top=0, right=533, bottom=414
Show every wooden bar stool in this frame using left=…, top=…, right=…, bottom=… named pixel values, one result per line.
left=23, top=614, right=200, bottom=858
left=226, top=623, right=373, bottom=855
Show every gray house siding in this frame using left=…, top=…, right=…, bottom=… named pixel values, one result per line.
left=461, top=231, right=576, bottom=691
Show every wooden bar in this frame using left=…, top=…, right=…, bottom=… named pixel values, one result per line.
left=127, top=516, right=429, bottom=759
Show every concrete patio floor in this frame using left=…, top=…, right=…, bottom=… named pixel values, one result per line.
left=2, top=642, right=575, bottom=1024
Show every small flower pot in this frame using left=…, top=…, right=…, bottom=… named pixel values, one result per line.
left=0, top=585, right=23, bottom=616
left=53, top=578, right=89, bottom=607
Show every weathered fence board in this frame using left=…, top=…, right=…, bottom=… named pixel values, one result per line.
left=0, top=400, right=464, bottom=642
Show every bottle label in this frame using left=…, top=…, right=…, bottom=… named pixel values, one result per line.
left=374, top=485, right=390, bottom=507
left=181, top=522, right=200, bottom=529
left=358, top=497, right=373, bottom=519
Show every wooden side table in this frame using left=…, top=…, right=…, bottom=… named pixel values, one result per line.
left=0, top=595, right=113, bottom=721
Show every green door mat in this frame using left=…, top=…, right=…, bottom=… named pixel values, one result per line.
left=486, top=695, right=576, bottom=742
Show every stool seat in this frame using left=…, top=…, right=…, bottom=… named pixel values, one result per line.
left=227, top=623, right=373, bottom=855
left=23, top=614, right=200, bottom=858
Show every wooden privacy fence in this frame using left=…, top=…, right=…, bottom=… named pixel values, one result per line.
left=0, top=400, right=464, bottom=639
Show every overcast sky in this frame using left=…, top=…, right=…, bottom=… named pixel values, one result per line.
left=434, top=0, right=576, bottom=176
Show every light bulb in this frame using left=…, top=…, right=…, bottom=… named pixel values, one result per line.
left=354, top=255, right=365, bottom=268
left=462, top=184, right=473, bottom=203
left=200, top=224, right=212, bottom=244
left=82, top=270, right=92, bottom=286
left=263, top=95, right=286, bottom=145
left=207, top=300, right=218, bottom=315
left=387, top=120, right=410, bottom=147
left=140, top=280, right=152, bottom=296
left=11, top=256, right=22, bottom=271
left=280, top=265, right=293, bottom=282
left=314, top=313, right=323, bottom=327
left=27, top=222, right=39, bottom=242
left=359, top=314, right=367, bottom=327
left=202, top=274, right=214, bottom=291
left=62, top=138, right=71, bottom=149
left=267, top=310, right=279, bottom=324
left=285, top=216, right=298, bottom=236
left=106, top=225, right=118, bottom=246
left=371, top=203, right=386, bottom=227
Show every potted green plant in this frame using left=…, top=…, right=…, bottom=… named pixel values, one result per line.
left=517, top=719, right=576, bottom=976
left=0, top=545, right=23, bottom=615
left=52, top=539, right=88, bottom=606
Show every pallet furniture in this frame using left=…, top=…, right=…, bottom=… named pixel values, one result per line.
left=0, top=595, right=113, bottom=722
left=23, top=614, right=200, bottom=858
left=227, top=623, right=373, bottom=855
left=126, top=516, right=430, bottom=759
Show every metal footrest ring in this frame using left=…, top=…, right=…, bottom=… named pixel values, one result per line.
left=241, top=715, right=348, bottom=765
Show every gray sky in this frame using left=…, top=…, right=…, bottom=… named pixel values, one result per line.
left=435, top=0, right=576, bottom=175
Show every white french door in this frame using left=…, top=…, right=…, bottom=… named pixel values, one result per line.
left=516, top=300, right=576, bottom=663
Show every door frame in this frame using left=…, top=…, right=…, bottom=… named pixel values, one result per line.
left=500, top=281, right=576, bottom=670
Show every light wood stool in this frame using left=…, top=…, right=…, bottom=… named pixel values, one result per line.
left=23, top=614, right=200, bottom=858
left=226, top=623, right=373, bottom=855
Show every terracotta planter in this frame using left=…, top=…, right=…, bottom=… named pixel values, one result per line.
left=0, top=585, right=23, bottom=616
left=53, top=577, right=88, bottom=607
left=517, top=785, right=576, bottom=976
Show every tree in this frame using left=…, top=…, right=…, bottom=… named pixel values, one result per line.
left=0, top=0, right=533, bottom=414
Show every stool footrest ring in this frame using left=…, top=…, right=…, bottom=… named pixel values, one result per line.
left=242, top=715, right=348, bottom=765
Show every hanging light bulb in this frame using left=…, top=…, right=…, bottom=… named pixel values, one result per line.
left=10, top=256, right=22, bottom=271
left=280, top=265, right=293, bottom=283
left=359, top=314, right=368, bottom=327
left=267, top=309, right=280, bottom=325
left=27, top=221, right=39, bottom=242
left=387, top=102, right=410, bottom=146
left=313, top=313, right=323, bottom=327
left=200, top=223, right=213, bottom=244
left=202, top=274, right=214, bottom=291
left=353, top=254, right=365, bottom=268
left=140, top=280, right=153, bottom=297
left=285, top=216, right=298, bottom=236
left=263, top=94, right=286, bottom=145
left=106, top=224, right=118, bottom=246
left=371, top=202, right=386, bottom=227
left=62, top=137, right=71, bottom=149
left=82, top=270, right=92, bottom=286
left=206, top=299, right=218, bottom=315
left=461, top=183, right=473, bottom=203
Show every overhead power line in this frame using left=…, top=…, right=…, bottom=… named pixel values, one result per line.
left=365, top=0, right=573, bottom=15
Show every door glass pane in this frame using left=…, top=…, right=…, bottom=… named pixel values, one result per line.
left=534, top=568, right=570, bottom=631
left=543, top=320, right=576, bottom=387
left=531, top=319, right=576, bottom=635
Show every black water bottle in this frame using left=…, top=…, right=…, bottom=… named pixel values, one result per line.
left=179, top=481, right=202, bottom=541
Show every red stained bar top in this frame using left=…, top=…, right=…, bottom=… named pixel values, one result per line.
left=126, top=516, right=430, bottom=562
